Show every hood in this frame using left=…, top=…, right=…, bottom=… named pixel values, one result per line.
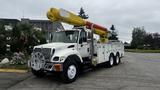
left=34, top=42, right=76, bottom=49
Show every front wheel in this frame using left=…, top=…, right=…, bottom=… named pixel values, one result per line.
left=61, top=60, right=79, bottom=83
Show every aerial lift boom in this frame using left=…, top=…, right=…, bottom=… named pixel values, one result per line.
left=47, top=8, right=110, bottom=43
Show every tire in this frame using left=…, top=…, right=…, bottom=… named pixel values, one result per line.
left=61, top=59, right=79, bottom=83
left=31, top=68, right=46, bottom=78
left=107, top=54, right=114, bottom=68
left=114, top=54, right=121, bottom=65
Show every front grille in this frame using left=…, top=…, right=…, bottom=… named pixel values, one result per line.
left=33, top=48, right=51, bottom=59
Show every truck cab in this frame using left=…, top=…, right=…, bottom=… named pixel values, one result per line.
left=28, top=29, right=92, bottom=82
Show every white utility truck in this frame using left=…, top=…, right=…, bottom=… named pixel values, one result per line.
left=28, top=8, right=124, bottom=83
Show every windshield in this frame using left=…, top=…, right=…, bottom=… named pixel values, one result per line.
left=51, top=31, right=79, bottom=43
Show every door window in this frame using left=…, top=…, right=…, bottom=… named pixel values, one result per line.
left=79, top=31, right=87, bottom=43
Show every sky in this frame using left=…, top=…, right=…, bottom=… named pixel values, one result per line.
left=0, top=0, right=160, bottom=42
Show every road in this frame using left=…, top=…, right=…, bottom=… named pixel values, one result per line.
left=3, top=52, right=160, bottom=90
left=0, top=72, right=31, bottom=90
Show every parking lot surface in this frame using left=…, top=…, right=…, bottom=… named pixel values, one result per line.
left=2, top=52, right=160, bottom=90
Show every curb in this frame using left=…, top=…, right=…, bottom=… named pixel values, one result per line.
left=0, top=69, right=28, bottom=73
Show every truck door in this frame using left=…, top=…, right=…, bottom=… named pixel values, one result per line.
left=78, top=30, right=90, bottom=58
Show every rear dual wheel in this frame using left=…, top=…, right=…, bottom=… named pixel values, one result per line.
left=114, top=54, right=121, bottom=65
left=107, top=54, right=121, bottom=67
left=107, top=54, right=114, bottom=67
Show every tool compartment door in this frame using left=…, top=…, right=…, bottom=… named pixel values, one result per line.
left=97, top=44, right=105, bottom=64
left=104, top=44, right=111, bottom=62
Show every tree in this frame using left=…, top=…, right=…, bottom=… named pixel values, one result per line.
left=144, top=33, right=153, bottom=48
left=11, top=22, right=46, bottom=54
left=78, top=7, right=89, bottom=19
left=131, top=26, right=160, bottom=49
left=11, top=23, right=31, bottom=52
left=0, top=23, right=7, bottom=54
left=109, top=25, right=118, bottom=40
left=152, top=33, right=160, bottom=49
left=131, top=27, right=146, bottom=49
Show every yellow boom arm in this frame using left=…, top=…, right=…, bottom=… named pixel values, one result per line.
left=47, top=8, right=109, bottom=42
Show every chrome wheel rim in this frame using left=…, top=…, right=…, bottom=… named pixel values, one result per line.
left=110, top=57, right=114, bottom=66
left=31, top=52, right=45, bottom=71
left=67, top=65, right=77, bottom=79
left=116, top=56, right=119, bottom=64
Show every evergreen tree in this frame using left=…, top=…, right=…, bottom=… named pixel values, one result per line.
left=78, top=7, right=89, bottom=19
left=109, top=25, right=118, bottom=40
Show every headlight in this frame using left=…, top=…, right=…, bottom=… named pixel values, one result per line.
left=59, top=56, right=66, bottom=61
left=52, top=56, right=66, bottom=61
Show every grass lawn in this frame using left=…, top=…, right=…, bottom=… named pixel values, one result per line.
left=125, top=49, right=160, bottom=53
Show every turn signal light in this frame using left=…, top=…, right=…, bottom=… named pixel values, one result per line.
left=54, top=64, right=62, bottom=71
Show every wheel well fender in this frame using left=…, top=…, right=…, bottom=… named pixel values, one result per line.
left=64, top=54, right=83, bottom=69
left=116, top=52, right=120, bottom=56
left=110, top=52, right=115, bottom=57
left=109, top=52, right=116, bottom=61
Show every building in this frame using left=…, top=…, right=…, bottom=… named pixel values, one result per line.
left=0, top=18, right=64, bottom=42
left=21, top=18, right=64, bottom=42
left=0, top=18, right=64, bottom=32
left=0, top=18, right=20, bottom=31
left=21, top=18, right=64, bottom=30
left=21, top=18, right=53, bottom=31
left=0, top=18, right=20, bottom=26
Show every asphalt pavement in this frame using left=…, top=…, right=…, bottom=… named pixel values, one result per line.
left=1, top=52, right=160, bottom=90
left=0, top=72, right=31, bottom=90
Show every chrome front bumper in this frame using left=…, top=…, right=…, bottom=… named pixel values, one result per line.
left=28, top=60, right=63, bottom=72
